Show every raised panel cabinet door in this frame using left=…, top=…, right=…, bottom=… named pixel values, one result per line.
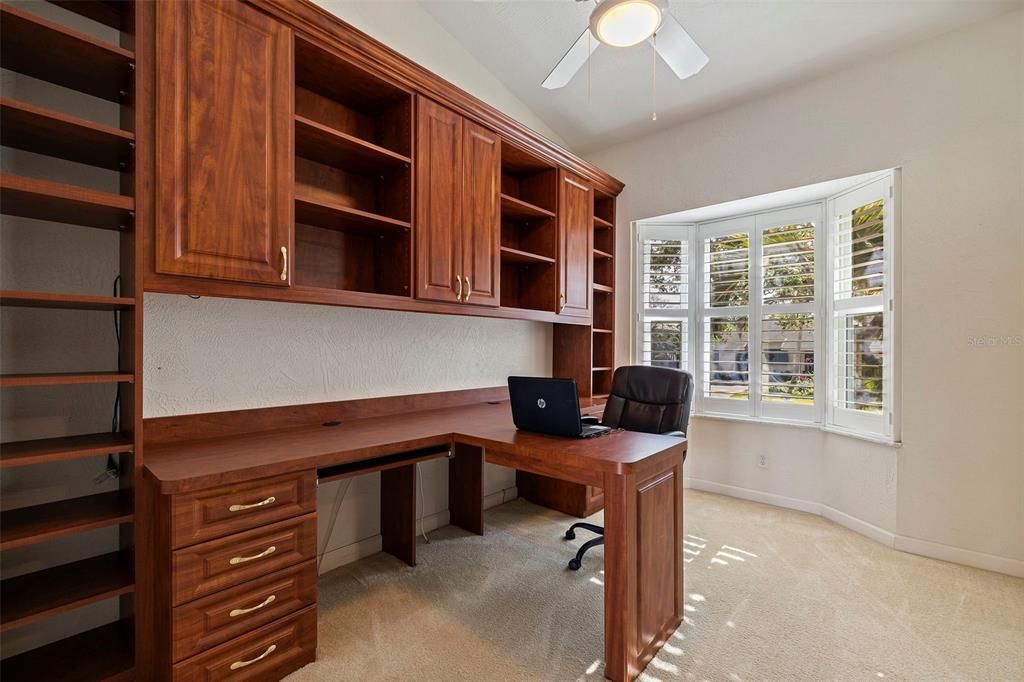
left=558, top=170, right=593, bottom=319
left=415, top=97, right=463, bottom=303
left=155, top=0, right=294, bottom=285
left=460, top=121, right=501, bottom=307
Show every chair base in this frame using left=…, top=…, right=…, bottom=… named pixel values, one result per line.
left=564, top=522, right=604, bottom=570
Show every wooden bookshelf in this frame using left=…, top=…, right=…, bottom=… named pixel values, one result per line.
left=500, top=193, right=555, bottom=220
left=0, top=619, right=134, bottom=682
left=295, top=188, right=411, bottom=234
left=0, top=3, right=134, bottom=103
left=500, top=246, right=556, bottom=265
left=1, top=290, right=135, bottom=310
left=0, top=98, right=135, bottom=171
left=0, top=490, right=134, bottom=551
left=0, top=173, right=134, bottom=231
left=1, top=551, right=134, bottom=631
left=295, top=115, right=411, bottom=173
left=1, top=432, right=133, bottom=468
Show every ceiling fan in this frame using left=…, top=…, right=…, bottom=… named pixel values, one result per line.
left=542, top=0, right=709, bottom=90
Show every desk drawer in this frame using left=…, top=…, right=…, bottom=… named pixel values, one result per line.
left=173, top=606, right=316, bottom=682
left=171, top=471, right=316, bottom=549
left=173, top=560, right=317, bottom=662
left=173, top=514, right=316, bottom=605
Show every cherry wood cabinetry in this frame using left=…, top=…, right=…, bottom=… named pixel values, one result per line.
left=154, top=0, right=293, bottom=285
left=143, top=0, right=622, bottom=325
left=558, top=170, right=594, bottom=320
left=415, top=98, right=500, bottom=307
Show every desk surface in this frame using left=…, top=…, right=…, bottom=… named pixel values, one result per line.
left=145, top=400, right=685, bottom=494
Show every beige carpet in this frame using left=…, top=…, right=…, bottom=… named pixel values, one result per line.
left=287, top=491, right=1024, bottom=681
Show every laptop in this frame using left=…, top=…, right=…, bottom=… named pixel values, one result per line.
left=507, top=376, right=611, bottom=438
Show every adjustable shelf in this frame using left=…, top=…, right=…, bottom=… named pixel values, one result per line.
left=0, top=371, right=133, bottom=388
left=594, top=215, right=613, bottom=230
left=0, top=490, right=134, bottom=551
left=1, top=432, right=133, bottom=469
left=500, top=246, right=555, bottom=265
left=593, top=283, right=614, bottom=294
left=295, top=187, right=410, bottom=234
left=593, top=328, right=613, bottom=334
left=0, top=618, right=134, bottom=682
left=1, top=551, right=134, bottom=631
left=0, top=173, right=134, bottom=231
left=295, top=115, right=410, bottom=173
left=0, top=3, right=134, bottom=103
left=1, top=290, right=135, bottom=310
left=593, top=248, right=613, bottom=260
left=500, top=193, right=554, bottom=220
left=49, top=0, right=132, bottom=31
left=1, top=98, right=134, bottom=171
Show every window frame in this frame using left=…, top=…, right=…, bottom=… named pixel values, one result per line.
left=632, top=171, right=899, bottom=443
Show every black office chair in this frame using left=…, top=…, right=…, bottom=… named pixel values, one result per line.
left=565, top=365, right=693, bottom=571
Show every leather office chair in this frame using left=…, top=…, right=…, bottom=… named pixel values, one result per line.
left=565, top=365, right=693, bottom=570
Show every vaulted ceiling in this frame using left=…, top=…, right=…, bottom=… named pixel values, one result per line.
left=419, top=0, right=1020, bottom=152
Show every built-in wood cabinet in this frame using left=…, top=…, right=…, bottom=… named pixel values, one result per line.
left=557, top=170, right=593, bottom=320
left=154, top=0, right=294, bottom=285
left=415, top=98, right=500, bottom=307
left=145, top=0, right=622, bottom=326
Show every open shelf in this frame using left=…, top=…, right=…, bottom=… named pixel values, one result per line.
left=295, top=187, right=411, bottom=234
left=48, top=0, right=132, bottom=31
left=500, top=193, right=554, bottom=220
left=0, top=490, right=133, bottom=551
left=593, top=283, right=614, bottom=294
left=592, top=366, right=613, bottom=372
left=594, top=189, right=615, bottom=226
left=593, top=215, right=613, bottom=230
left=1, top=432, right=133, bottom=469
left=0, top=4, right=134, bottom=103
left=295, top=115, right=411, bottom=174
left=593, top=248, right=613, bottom=260
left=500, top=246, right=555, bottom=265
left=0, top=173, right=134, bottom=231
left=593, top=328, right=613, bottom=334
left=0, top=618, right=133, bottom=682
left=1, top=290, right=135, bottom=310
left=294, top=221, right=410, bottom=297
left=1, top=551, right=134, bottom=631
left=0, top=372, right=133, bottom=388
left=1, top=98, right=134, bottom=171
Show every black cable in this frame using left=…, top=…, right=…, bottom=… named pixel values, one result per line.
left=106, top=275, right=122, bottom=479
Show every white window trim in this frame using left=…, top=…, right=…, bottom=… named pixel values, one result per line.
left=632, top=170, right=900, bottom=445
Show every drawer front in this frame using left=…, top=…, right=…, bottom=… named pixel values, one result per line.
left=173, top=514, right=316, bottom=605
left=173, top=606, right=317, bottom=682
left=173, top=560, right=317, bottom=662
left=172, top=471, right=316, bottom=549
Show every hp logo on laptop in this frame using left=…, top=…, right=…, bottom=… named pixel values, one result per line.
left=537, top=398, right=547, bottom=409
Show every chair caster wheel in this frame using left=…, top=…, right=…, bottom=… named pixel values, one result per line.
left=564, top=530, right=576, bottom=540
left=568, top=558, right=581, bottom=571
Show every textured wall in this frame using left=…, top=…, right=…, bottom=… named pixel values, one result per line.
left=587, top=11, right=1024, bottom=571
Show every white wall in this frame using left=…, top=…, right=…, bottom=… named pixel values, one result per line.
left=143, top=1, right=562, bottom=572
left=586, top=12, right=1024, bottom=574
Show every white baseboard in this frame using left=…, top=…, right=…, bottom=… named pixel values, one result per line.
left=894, top=534, right=1024, bottom=578
left=685, top=477, right=820, bottom=515
left=685, top=477, right=1023, bottom=577
left=318, top=486, right=518, bottom=575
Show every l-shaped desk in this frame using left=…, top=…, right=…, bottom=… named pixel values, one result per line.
left=140, top=390, right=687, bottom=681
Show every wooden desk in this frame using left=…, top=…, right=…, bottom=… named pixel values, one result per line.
left=140, top=391, right=686, bottom=681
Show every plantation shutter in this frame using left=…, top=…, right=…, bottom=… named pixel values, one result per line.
left=638, top=225, right=690, bottom=369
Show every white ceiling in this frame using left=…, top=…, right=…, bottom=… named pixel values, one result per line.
left=419, top=0, right=1021, bottom=153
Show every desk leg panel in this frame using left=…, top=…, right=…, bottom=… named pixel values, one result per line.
left=381, top=464, right=416, bottom=566
left=449, top=443, right=484, bottom=535
left=604, top=467, right=684, bottom=682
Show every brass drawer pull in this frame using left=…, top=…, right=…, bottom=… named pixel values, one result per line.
left=465, top=276, right=472, bottom=303
left=229, top=496, right=276, bottom=512
left=279, top=246, right=288, bottom=281
left=229, top=644, right=277, bottom=670
left=229, top=593, right=276, bottom=617
left=455, top=275, right=463, bottom=302
left=229, top=545, right=276, bottom=565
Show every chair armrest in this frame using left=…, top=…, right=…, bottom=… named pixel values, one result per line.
left=661, top=430, right=685, bottom=438
left=581, top=415, right=601, bottom=425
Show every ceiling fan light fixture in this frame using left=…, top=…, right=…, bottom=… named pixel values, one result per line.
left=590, top=0, right=663, bottom=48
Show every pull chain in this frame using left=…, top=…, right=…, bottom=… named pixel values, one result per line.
left=651, top=32, right=658, bottom=121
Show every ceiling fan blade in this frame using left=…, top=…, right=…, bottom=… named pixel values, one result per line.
left=653, top=13, right=709, bottom=81
left=542, top=28, right=599, bottom=90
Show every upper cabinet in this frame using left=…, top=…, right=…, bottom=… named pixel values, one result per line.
left=415, top=97, right=500, bottom=308
left=154, top=0, right=293, bottom=285
left=557, top=170, right=594, bottom=320
left=145, top=0, right=622, bottom=324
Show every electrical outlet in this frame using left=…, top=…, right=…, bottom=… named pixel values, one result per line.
left=758, top=454, right=768, bottom=468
